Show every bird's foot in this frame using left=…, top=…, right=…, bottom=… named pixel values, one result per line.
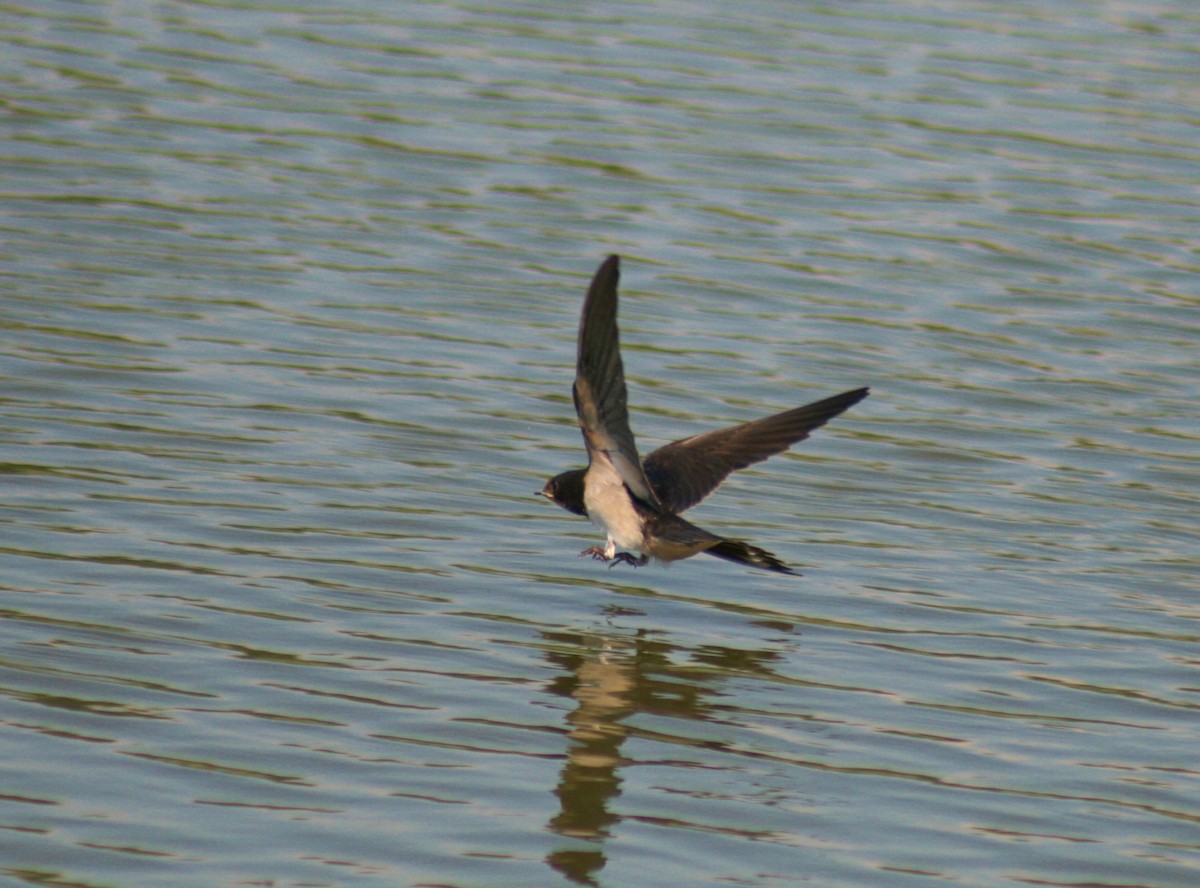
left=578, top=547, right=647, bottom=568
left=609, top=552, right=648, bottom=569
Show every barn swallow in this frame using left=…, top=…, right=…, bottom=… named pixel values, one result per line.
left=538, top=254, right=867, bottom=574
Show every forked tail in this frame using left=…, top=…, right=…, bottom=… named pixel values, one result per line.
left=705, top=539, right=797, bottom=575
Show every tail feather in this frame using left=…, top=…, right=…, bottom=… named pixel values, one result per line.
left=643, top=513, right=799, bottom=575
left=705, top=539, right=798, bottom=575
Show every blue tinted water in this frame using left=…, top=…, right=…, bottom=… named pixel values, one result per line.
left=2, top=1, right=1198, bottom=886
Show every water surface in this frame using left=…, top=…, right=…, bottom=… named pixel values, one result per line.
left=2, top=1, right=1199, bottom=886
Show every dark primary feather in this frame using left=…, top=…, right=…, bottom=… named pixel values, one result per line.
left=642, top=386, right=868, bottom=514
left=572, top=254, right=661, bottom=508
left=705, top=539, right=797, bottom=575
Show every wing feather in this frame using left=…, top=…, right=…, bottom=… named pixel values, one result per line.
left=642, top=387, right=868, bottom=513
left=574, top=255, right=661, bottom=508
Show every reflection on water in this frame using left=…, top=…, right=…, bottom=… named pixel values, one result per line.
left=546, top=633, right=636, bottom=882
left=3, top=0, right=1200, bottom=886
left=543, top=626, right=791, bottom=884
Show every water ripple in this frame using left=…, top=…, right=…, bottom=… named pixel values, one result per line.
left=3, top=1, right=1200, bottom=886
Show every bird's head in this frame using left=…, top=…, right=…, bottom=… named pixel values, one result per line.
left=536, top=469, right=588, bottom=517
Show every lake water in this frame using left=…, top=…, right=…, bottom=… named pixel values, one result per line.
left=2, top=1, right=1198, bottom=886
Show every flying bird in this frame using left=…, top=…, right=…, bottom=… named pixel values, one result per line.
left=539, top=255, right=867, bottom=574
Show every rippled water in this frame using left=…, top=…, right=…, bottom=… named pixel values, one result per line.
left=3, top=1, right=1199, bottom=886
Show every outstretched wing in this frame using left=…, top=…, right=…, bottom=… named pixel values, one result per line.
left=642, top=387, right=868, bottom=514
left=573, top=255, right=661, bottom=508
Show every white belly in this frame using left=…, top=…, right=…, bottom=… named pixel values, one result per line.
left=583, top=463, right=645, bottom=555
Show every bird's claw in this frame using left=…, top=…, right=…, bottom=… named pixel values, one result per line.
left=609, top=552, right=648, bottom=569
left=578, top=547, right=647, bottom=568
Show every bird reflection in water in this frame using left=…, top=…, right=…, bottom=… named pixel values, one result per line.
left=540, top=621, right=784, bottom=885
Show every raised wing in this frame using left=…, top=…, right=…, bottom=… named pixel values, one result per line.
left=573, top=255, right=661, bottom=508
left=642, top=387, right=868, bottom=514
